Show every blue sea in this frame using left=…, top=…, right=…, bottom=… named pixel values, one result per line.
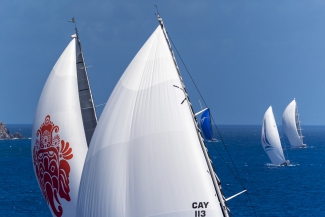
left=0, top=125, right=324, bottom=216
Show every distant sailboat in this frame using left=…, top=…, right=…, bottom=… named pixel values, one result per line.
left=31, top=29, right=97, bottom=217
left=282, top=98, right=306, bottom=148
left=262, top=106, right=289, bottom=166
left=77, top=14, right=244, bottom=217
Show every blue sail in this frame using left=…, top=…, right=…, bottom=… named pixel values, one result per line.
left=200, top=108, right=215, bottom=141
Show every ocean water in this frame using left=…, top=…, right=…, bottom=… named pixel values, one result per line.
left=0, top=125, right=324, bottom=216
left=0, top=124, right=50, bottom=216
left=210, top=125, right=325, bottom=216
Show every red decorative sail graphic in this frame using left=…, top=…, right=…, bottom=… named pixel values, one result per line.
left=33, top=115, right=73, bottom=217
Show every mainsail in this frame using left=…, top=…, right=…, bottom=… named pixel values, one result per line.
left=31, top=36, right=94, bottom=217
left=261, top=106, right=287, bottom=165
left=282, top=98, right=305, bottom=147
left=75, top=32, right=98, bottom=146
left=77, top=17, right=229, bottom=216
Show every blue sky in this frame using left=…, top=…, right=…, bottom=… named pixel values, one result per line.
left=1, top=0, right=325, bottom=124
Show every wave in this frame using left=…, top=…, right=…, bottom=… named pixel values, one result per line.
left=265, top=163, right=299, bottom=167
left=284, top=146, right=314, bottom=149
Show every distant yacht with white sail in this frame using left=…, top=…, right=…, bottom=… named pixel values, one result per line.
left=262, top=106, right=289, bottom=166
left=31, top=25, right=97, bottom=217
left=282, top=98, right=306, bottom=148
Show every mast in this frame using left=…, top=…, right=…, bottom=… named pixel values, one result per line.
left=155, top=12, right=230, bottom=217
left=74, top=24, right=98, bottom=146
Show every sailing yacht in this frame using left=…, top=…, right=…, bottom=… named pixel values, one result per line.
left=282, top=98, right=306, bottom=148
left=77, top=15, right=235, bottom=216
left=31, top=30, right=97, bottom=217
left=262, top=106, right=289, bottom=166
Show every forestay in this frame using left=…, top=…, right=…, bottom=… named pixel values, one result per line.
left=76, top=37, right=98, bottom=146
left=282, top=99, right=304, bottom=147
left=261, top=106, right=286, bottom=165
left=77, top=26, right=224, bottom=216
left=31, top=38, right=88, bottom=217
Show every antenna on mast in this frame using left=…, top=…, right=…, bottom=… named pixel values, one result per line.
left=154, top=5, right=160, bottom=17
left=69, top=17, right=79, bottom=38
left=154, top=5, right=164, bottom=27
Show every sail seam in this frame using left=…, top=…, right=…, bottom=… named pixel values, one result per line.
left=124, top=29, right=159, bottom=214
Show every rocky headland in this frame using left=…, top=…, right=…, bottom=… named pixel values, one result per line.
left=0, top=122, right=24, bottom=139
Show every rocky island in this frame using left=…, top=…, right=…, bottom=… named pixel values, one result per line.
left=0, top=122, right=25, bottom=139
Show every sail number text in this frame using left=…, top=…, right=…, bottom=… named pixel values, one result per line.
left=192, top=202, right=209, bottom=217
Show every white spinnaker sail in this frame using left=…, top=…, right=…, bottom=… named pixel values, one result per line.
left=282, top=99, right=303, bottom=147
left=31, top=38, right=88, bottom=217
left=261, top=106, right=286, bottom=165
left=77, top=26, right=224, bottom=216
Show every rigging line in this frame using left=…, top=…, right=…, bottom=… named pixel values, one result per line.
left=167, top=33, right=209, bottom=107
left=210, top=117, right=257, bottom=217
left=208, top=138, right=246, bottom=185
left=244, top=190, right=258, bottom=217
left=167, top=33, right=244, bottom=186
left=168, top=33, right=258, bottom=217
left=210, top=116, right=245, bottom=188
